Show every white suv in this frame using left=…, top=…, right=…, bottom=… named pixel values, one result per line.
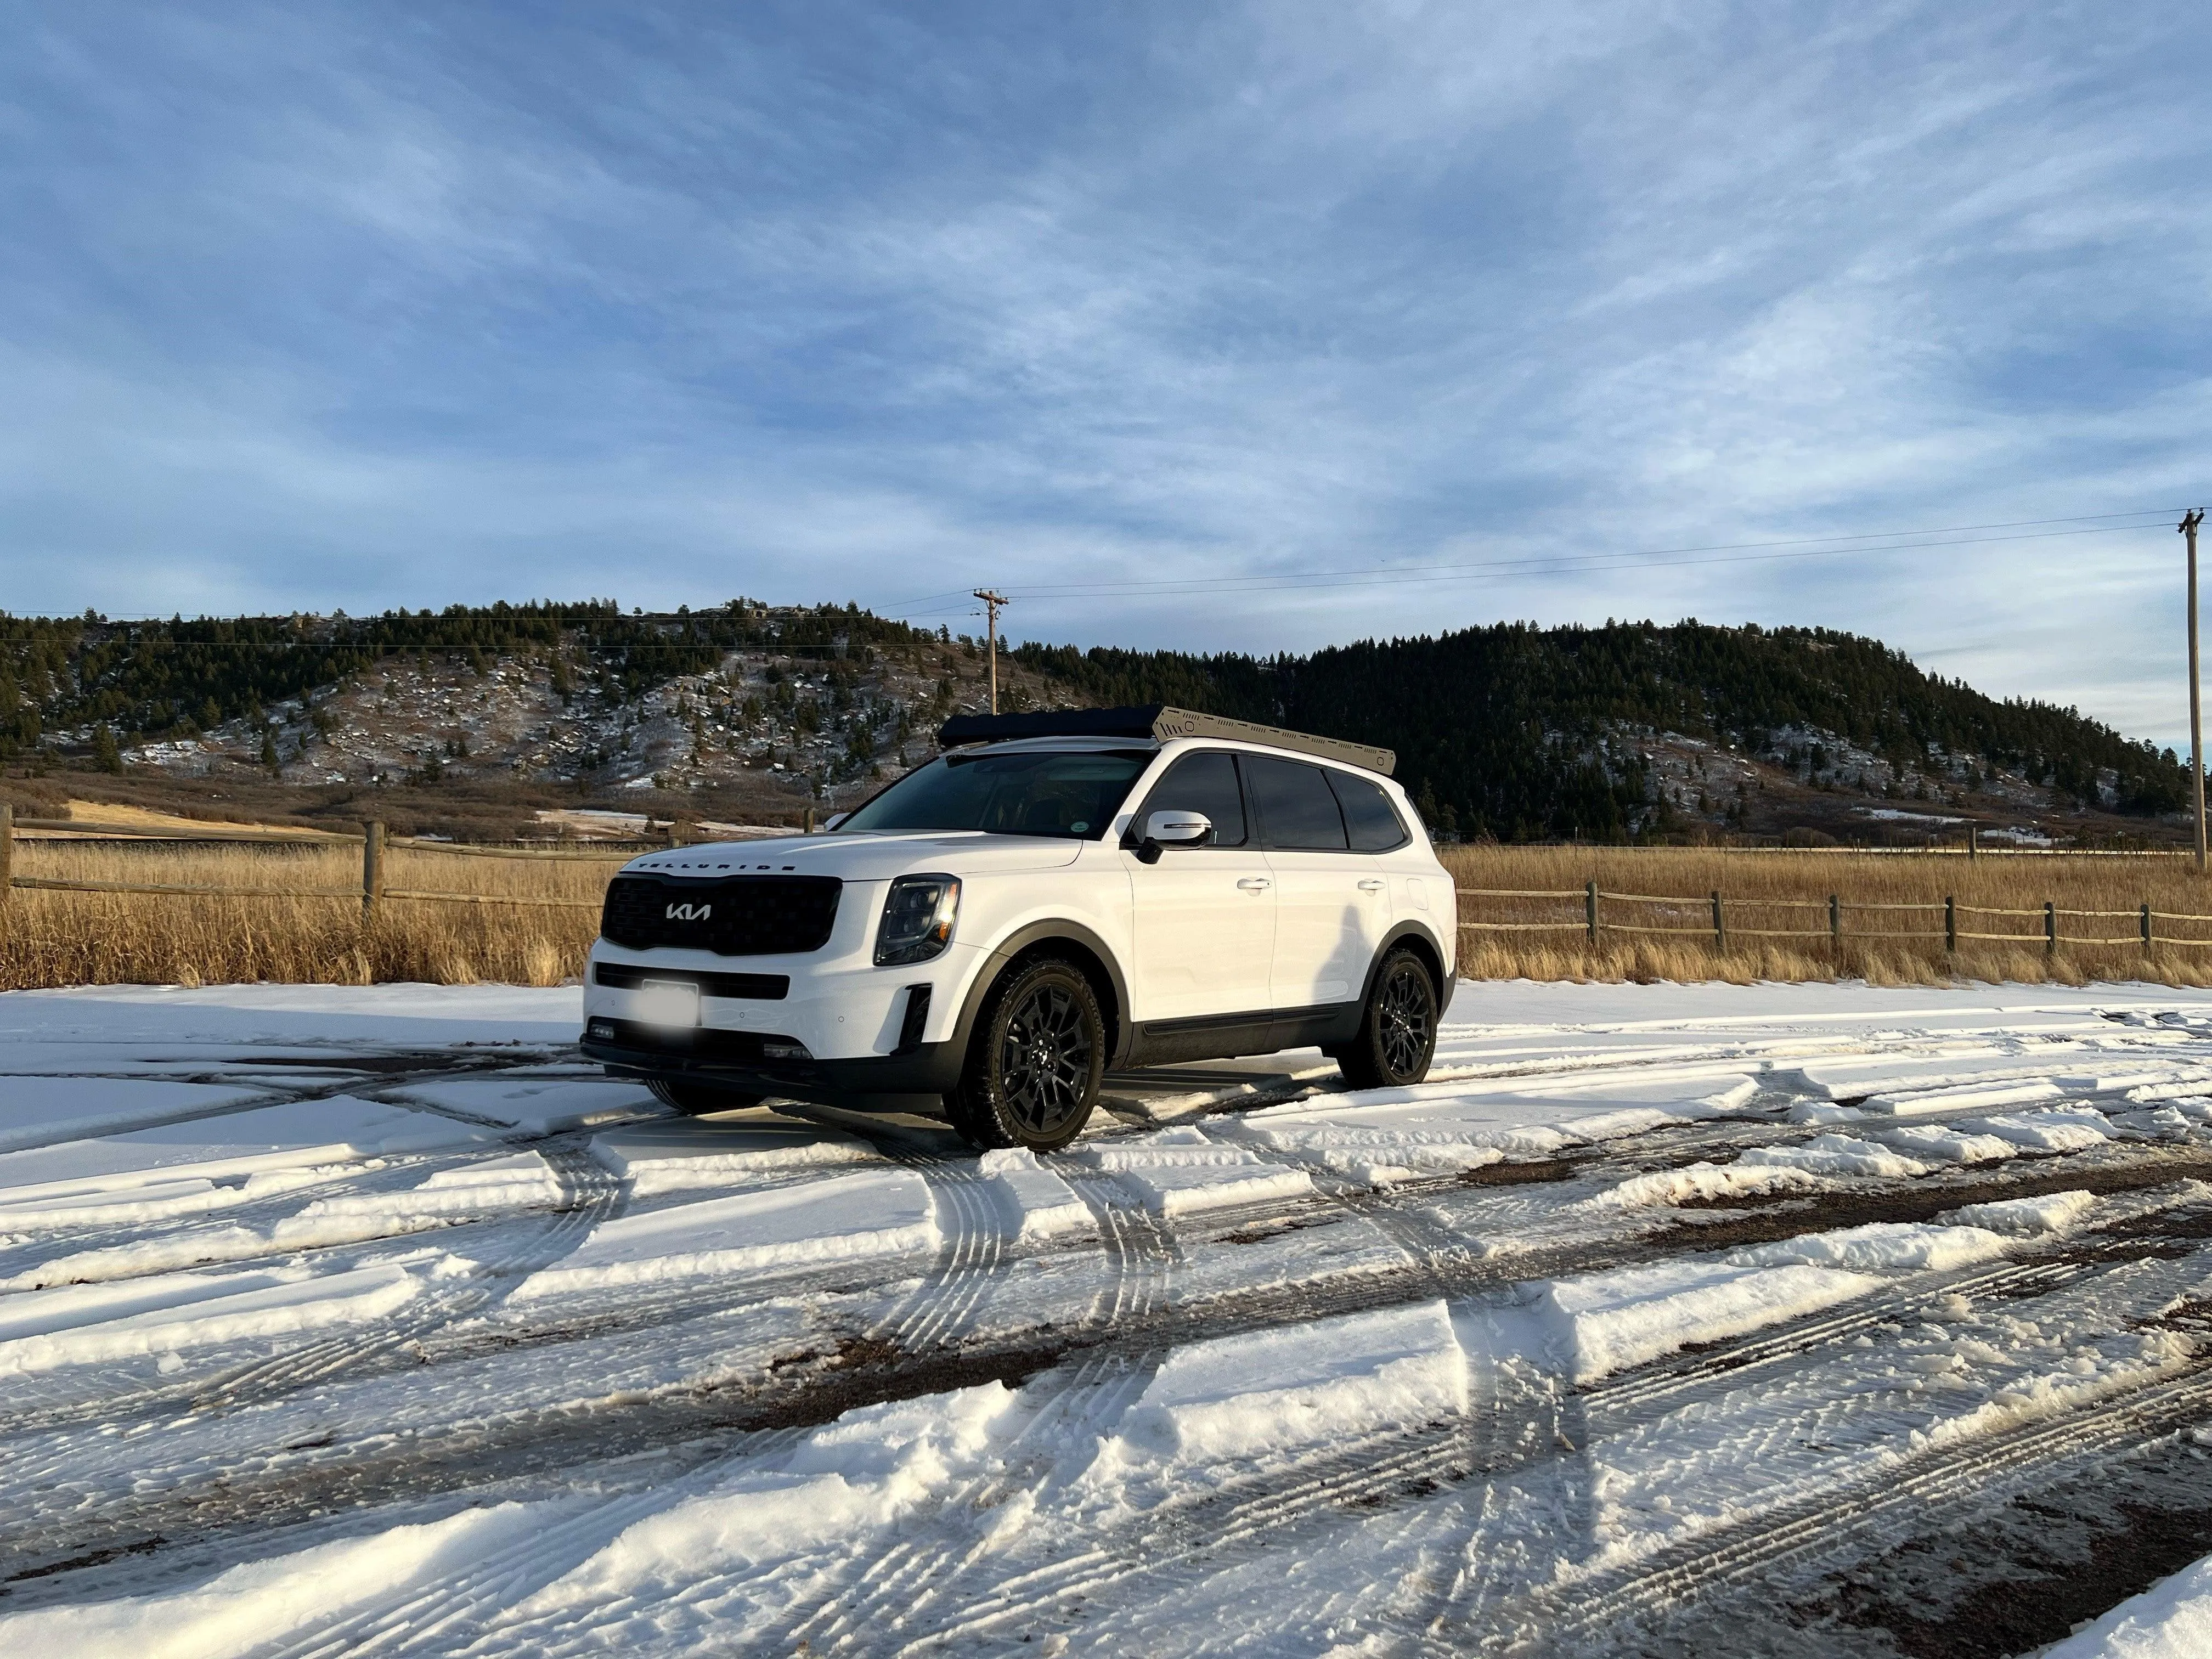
left=580, top=706, right=1458, bottom=1151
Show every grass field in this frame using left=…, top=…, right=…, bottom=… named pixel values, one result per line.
left=1443, top=844, right=2212, bottom=987
left=0, top=840, right=612, bottom=990
left=9, top=836, right=2212, bottom=990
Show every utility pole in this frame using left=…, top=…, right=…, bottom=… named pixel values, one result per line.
left=2188, top=510, right=2207, bottom=871
left=973, top=589, right=1008, bottom=714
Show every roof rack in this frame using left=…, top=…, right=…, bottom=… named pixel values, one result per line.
left=935, top=704, right=1395, bottom=776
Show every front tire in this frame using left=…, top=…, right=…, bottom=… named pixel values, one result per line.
left=946, top=957, right=1105, bottom=1152
left=1336, top=949, right=1438, bottom=1090
left=648, top=1077, right=766, bottom=1116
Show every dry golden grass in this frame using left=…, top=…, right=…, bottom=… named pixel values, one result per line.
left=1443, top=844, right=2212, bottom=987
left=10, top=836, right=2212, bottom=991
left=0, top=840, right=618, bottom=990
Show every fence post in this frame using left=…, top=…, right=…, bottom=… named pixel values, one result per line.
left=1829, top=893, right=1841, bottom=949
left=0, top=803, right=11, bottom=915
left=1967, top=824, right=1978, bottom=861
left=362, top=821, right=384, bottom=922
left=1945, top=895, right=1956, bottom=953
left=2045, top=900, right=2056, bottom=957
left=2143, top=901, right=2153, bottom=956
left=1711, top=890, right=1725, bottom=950
left=1585, top=879, right=1598, bottom=946
left=804, top=806, right=817, bottom=835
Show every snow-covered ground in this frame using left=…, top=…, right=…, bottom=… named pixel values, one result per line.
left=8, top=979, right=2212, bottom=1655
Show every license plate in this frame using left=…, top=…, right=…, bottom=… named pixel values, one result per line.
left=634, top=980, right=702, bottom=1029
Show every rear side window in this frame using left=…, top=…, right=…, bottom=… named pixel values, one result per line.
left=1247, top=756, right=1349, bottom=850
left=1328, top=770, right=1410, bottom=851
left=1134, top=751, right=1247, bottom=845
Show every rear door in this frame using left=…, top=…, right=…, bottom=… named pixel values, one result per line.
left=1247, top=756, right=1393, bottom=1012
left=1121, top=750, right=1276, bottom=1023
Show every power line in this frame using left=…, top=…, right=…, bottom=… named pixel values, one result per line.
left=890, top=508, right=2190, bottom=613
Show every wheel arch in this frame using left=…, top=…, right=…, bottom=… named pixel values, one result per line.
left=1361, top=920, right=1453, bottom=1015
left=951, top=919, right=1132, bottom=1070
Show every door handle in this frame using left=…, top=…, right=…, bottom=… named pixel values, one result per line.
left=1237, top=877, right=1272, bottom=891
left=1357, top=879, right=1385, bottom=892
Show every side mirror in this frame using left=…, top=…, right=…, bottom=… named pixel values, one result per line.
left=822, top=812, right=848, bottom=831
left=1133, top=809, right=1211, bottom=864
left=1146, top=810, right=1212, bottom=845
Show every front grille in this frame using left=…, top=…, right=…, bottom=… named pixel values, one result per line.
left=594, top=962, right=789, bottom=1000
left=600, top=874, right=842, bottom=957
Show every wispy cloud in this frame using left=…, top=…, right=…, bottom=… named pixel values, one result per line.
left=1, top=1, right=2206, bottom=738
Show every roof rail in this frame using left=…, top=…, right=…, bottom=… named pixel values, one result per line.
left=935, top=704, right=1395, bottom=776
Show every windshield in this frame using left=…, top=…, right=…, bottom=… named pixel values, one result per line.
left=837, top=750, right=1150, bottom=839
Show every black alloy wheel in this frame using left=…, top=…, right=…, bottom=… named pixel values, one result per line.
left=947, top=957, right=1105, bottom=1152
left=1336, top=949, right=1438, bottom=1090
left=648, top=1077, right=766, bottom=1116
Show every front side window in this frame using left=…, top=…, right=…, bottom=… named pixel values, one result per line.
left=1328, top=770, right=1410, bottom=851
left=1131, top=751, right=1248, bottom=847
left=836, top=749, right=1149, bottom=838
left=1246, top=755, right=1349, bottom=850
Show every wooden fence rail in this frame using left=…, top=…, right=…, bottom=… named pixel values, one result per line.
left=1457, top=884, right=2210, bottom=955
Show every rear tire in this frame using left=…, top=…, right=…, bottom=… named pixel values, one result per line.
left=1336, top=949, right=1438, bottom=1090
left=648, top=1077, right=766, bottom=1116
left=946, top=957, right=1104, bottom=1152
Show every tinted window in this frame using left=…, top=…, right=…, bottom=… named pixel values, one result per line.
left=1135, top=751, right=1246, bottom=846
left=1328, top=770, right=1409, bottom=851
left=838, top=750, right=1148, bottom=838
left=1247, top=757, right=1348, bottom=850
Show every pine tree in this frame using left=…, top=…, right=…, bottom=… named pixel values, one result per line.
left=91, top=724, right=122, bottom=774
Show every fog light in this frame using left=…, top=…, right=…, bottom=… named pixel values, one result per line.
left=586, top=1019, right=617, bottom=1041
left=761, top=1039, right=812, bottom=1060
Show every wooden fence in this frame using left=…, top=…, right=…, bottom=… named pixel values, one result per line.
left=7, top=804, right=2207, bottom=958
left=0, top=807, right=653, bottom=916
left=1457, top=882, right=2202, bottom=955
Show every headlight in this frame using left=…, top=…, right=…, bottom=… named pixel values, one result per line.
left=876, top=874, right=960, bottom=966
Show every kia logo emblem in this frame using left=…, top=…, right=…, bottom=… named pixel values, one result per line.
left=665, top=902, right=713, bottom=922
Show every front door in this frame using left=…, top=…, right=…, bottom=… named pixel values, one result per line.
left=1123, top=751, right=1276, bottom=1024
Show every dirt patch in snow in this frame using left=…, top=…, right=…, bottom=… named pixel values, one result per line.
left=1661, top=1149, right=2212, bottom=1253
left=1462, top=1156, right=1583, bottom=1186
left=1826, top=1464, right=2212, bottom=1657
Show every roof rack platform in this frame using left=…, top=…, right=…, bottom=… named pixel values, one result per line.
left=935, top=704, right=1394, bottom=776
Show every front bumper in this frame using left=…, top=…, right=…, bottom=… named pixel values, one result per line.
left=583, top=929, right=986, bottom=1063
left=581, top=1017, right=964, bottom=1109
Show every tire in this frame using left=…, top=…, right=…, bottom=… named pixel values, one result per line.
left=1335, top=948, right=1439, bottom=1091
left=648, top=1077, right=766, bottom=1116
left=945, top=957, right=1105, bottom=1152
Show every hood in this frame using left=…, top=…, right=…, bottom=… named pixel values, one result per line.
left=621, top=831, right=1087, bottom=883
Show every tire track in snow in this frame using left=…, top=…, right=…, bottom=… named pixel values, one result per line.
left=0, top=1142, right=625, bottom=1453
left=188, top=1144, right=626, bottom=1412
left=1399, top=1215, right=2212, bottom=1646
left=735, top=1354, right=1163, bottom=1656
left=239, top=1425, right=823, bottom=1659
left=1583, top=1258, right=2092, bottom=1429
left=8, top=1133, right=2206, bottom=1599
left=893, top=1408, right=1544, bottom=1653
left=851, top=1138, right=1008, bottom=1359
left=1492, top=1357, right=2212, bottom=1658
left=763, top=1166, right=1181, bottom=1652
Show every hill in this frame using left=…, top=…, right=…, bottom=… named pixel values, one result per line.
left=0, top=605, right=2187, bottom=846
left=1013, top=621, right=2190, bottom=843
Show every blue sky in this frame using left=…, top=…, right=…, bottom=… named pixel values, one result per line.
left=4, top=3, right=2208, bottom=742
